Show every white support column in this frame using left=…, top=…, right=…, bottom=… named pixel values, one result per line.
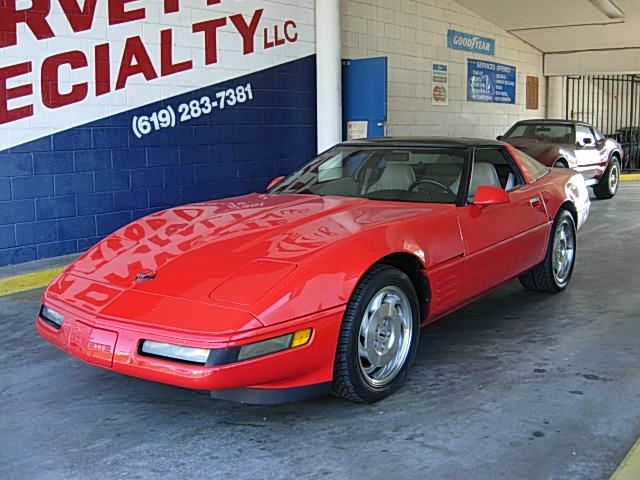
left=316, top=0, right=342, bottom=153
left=546, top=76, right=565, bottom=119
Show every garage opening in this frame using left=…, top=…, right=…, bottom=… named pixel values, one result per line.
left=565, top=74, right=640, bottom=171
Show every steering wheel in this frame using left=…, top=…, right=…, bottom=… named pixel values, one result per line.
left=408, top=179, right=454, bottom=196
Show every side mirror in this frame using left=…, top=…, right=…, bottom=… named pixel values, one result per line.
left=473, top=185, right=510, bottom=206
left=496, top=135, right=504, bottom=141
left=266, top=176, right=285, bottom=190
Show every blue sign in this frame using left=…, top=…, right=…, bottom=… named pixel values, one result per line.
left=467, top=59, right=516, bottom=104
left=447, top=29, right=495, bottom=56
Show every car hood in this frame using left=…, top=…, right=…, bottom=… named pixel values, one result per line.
left=54, top=193, right=449, bottom=331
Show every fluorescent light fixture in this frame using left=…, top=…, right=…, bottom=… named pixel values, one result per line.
left=141, top=341, right=210, bottom=364
left=40, top=305, right=64, bottom=329
left=590, top=0, right=625, bottom=19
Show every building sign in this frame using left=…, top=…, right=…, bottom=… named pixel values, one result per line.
left=431, top=62, right=448, bottom=106
left=447, top=30, right=495, bottom=56
left=0, top=0, right=315, bottom=152
left=467, top=59, right=516, bottom=104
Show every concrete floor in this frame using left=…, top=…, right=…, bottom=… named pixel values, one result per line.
left=2, top=185, right=640, bottom=480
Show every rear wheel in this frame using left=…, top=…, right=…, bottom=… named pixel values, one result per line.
left=593, top=158, right=620, bottom=199
left=553, top=159, right=568, bottom=168
left=519, top=209, right=576, bottom=293
left=333, top=265, right=420, bottom=403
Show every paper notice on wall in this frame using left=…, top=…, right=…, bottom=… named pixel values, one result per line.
left=432, top=62, right=449, bottom=106
left=347, top=121, right=369, bottom=140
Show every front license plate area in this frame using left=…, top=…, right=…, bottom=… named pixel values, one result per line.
left=68, top=321, right=118, bottom=368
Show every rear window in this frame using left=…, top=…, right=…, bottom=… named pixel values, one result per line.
left=505, top=123, right=574, bottom=143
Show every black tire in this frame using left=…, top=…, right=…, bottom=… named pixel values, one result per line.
left=593, top=157, right=620, bottom=199
left=519, top=209, right=576, bottom=293
left=332, top=264, right=420, bottom=403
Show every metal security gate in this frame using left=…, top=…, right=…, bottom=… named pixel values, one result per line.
left=565, top=75, right=640, bottom=171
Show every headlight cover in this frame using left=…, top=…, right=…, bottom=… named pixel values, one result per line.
left=238, top=328, right=312, bottom=361
left=39, top=305, right=64, bottom=329
left=140, top=341, right=211, bottom=365
left=140, top=328, right=312, bottom=366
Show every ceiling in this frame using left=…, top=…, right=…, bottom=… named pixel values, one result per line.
left=456, top=0, right=640, bottom=54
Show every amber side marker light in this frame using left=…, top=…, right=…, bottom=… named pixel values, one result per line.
left=291, top=328, right=313, bottom=347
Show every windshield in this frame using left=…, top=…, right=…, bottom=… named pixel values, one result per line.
left=505, top=123, right=574, bottom=143
left=270, top=146, right=466, bottom=204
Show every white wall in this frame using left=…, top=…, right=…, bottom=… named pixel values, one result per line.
left=341, top=0, right=546, bottom=139
left=545, top=49, right=640, bottom=76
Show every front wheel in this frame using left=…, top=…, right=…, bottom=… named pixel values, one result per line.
left=593, top=158, right=620, bottom=199
left=333, top=265, right=420, bottom=403
left=519, top=209, right=576, bottom=293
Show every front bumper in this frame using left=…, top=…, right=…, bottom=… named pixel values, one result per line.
left=577, top=201, right=590, bottom=231
left=36, top=300, right=344, bottom=400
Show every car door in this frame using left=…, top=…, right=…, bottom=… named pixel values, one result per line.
left=457, top=147, right=550, bottom=299
left=591, top=127, right=612, bottom=179
left=574, top=125, right=604, bottom=181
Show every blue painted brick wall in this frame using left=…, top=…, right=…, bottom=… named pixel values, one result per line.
left=0, top=56, right=317, bottom=267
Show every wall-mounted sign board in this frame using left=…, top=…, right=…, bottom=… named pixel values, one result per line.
left=432, top=62, right=448, bottom=106
left=447, top=29, right=495, bottom=56
left=526, top=76, right=539, bottom=110
left=467, top=59, right=516, bottom=104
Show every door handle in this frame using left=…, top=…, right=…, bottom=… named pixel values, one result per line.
left=529, top=197, right=542, bottom=208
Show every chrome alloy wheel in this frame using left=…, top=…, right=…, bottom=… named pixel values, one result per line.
left=358, top=286, right=413, bottom=388
left=552, top=217, right=576, bottom=285
left=609, top=163, right=619, bottom=194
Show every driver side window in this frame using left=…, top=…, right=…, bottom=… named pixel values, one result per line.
left=467, top=149, right=523, bottom=202
left=576, top=125, right=596, bottom=147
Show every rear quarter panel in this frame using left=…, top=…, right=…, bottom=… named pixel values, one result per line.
left=537, top=145, right=576, bottom=168
left=535, top=170, right=590, bottom=230
left=508, top=143, right=590, bottom=229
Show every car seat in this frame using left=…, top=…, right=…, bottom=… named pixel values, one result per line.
left=367, top=163, right=416, bottom=192
left=450, top=162, right=502, bottom=202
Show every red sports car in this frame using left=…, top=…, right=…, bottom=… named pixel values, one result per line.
left=37, top=138, right=590, bottom=404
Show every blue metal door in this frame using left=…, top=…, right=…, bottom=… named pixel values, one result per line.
left=342, top=57, right=388, bottom=139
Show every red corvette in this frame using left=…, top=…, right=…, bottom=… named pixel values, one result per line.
left=37, top=138, right=590, bottom=404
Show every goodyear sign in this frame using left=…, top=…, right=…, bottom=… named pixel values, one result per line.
left=447, top=29, right=495, bottom=56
